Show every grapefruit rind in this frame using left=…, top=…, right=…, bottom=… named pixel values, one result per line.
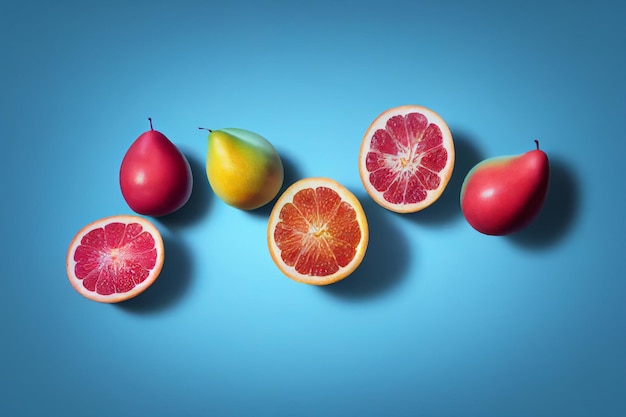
left=358, top=105, right=455, bottom=213
left=267, top=178, right=369, bottom=286
left=66, top=215, right=165, bottom=303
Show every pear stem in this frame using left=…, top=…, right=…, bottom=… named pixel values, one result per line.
left=198, top=127, right=213, bottom=133
left=148, top=117, right=153, bottom=130
left=534, top=139, right=540, bottom=149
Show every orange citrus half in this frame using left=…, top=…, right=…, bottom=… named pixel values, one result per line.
left=267, top=178, right=369, bottom=285
left=66, top=215, right=165, bottom=303
left=358, top=105, right=455, bottom=213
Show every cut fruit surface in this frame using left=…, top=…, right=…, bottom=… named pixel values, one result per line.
left=359, top=105, right=455, bottom=213
left=66, top=215, right=164, bottom=303
left=267, top=178, right=369, bottom=285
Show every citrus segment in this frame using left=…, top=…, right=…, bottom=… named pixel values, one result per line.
left=268, top=178, right=368, bottom=285
left=66, top=215, right=164, bottom=303
left=359, top=105, right=455, bottom=213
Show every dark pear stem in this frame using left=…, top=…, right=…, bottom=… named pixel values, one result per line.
left=198, top=127, right=213, bottom=133
left=148, top=117, right=154, bottom=131
left=534, top=139, right=540, bottom=149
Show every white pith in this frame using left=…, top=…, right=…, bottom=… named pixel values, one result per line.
left=66, top=215, right=164, bottom=303
left=267, top=178, right=368, bottom=285
left=359, top=106, right=455, bottom=213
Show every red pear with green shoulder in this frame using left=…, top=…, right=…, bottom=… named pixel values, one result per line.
left=460, top=140, right=550, bottom=236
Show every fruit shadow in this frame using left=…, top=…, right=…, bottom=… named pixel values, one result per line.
left=322, top=193, right=410, bottom=299
left=247, top=150, right=305, bottom=218
left=116, top=234, right=194, bottom=313
left=401, top=129, right=485, bottom=225
left=155, top=150, right=213, bottom=230
left=508, top=156, right=580, bottom=249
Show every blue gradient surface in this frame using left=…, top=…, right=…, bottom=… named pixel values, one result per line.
left=1, top=1, right=625, bottom=416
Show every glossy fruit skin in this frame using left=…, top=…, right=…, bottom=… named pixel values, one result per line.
left=120, top=127, right=193, bottom=217
left=460, top=144, right=550, bottom=236
left=205, top=128, right=283, bottom=210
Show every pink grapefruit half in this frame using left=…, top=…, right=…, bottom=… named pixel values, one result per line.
left=66, top=215, right=164, bottom=303
left=359, top=105, right=455, bottom=213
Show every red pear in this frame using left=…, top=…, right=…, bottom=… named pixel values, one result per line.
left=120, top=118, right=193, bottom=217
left=460, top=140, right=550, bottom=235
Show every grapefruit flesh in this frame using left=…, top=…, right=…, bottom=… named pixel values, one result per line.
left=66, top=215, right=164, bottom=303
left=359, top=105, right=455, bottom=213
left=268, top=178, right=368, bottom=285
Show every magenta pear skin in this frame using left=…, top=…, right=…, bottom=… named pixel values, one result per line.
left=120, top=118, right=193, bottom=217
left=460, top=141, right=550, bottom=236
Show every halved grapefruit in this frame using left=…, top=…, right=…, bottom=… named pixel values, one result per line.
left=66, top=215, right=164, bottom=303
left=358, top=105, right=455, bottom=213
left=267, top=178, right=369, bottom=285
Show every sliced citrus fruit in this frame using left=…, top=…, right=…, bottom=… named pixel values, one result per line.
left=66, top=215, right=164, bottom=303
left=267, top=177, right=369, bottom=285
left=358, top=105, right=455, bottom=213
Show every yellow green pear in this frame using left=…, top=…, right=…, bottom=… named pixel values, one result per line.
left=203, top=127, right=284, bottom=210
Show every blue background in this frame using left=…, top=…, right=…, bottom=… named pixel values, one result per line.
left=1, top=1, right=625, bottom=416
